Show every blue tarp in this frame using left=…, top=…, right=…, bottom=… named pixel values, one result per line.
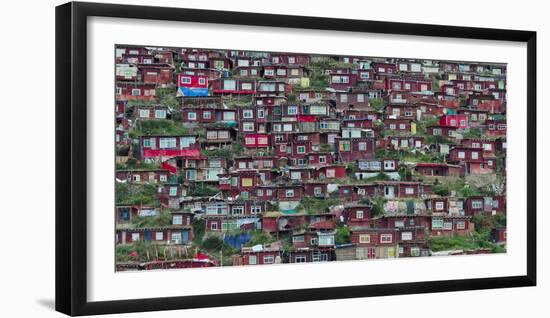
left=178, top=87, right=209, bottom=97
left=224, top=233, right=252, bottom=249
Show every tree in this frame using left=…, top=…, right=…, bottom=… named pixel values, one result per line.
left=369, top=98, right=385, bottom=111
left=335, top=226, right=351, bottom=245
left=463, top=127, right=483, bottom=139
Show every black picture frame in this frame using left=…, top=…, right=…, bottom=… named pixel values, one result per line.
left=55, top=1, right=537, bottom=316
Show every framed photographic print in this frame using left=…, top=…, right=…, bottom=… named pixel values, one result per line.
left=55, top=1, right=537, bottom=316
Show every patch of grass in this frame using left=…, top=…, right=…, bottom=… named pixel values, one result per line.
left=116, top=183, right=159, bottom=206
left=187, top=184, right=220, bottom=197
left=133, top=119, right=190, bottom=136
left=244, top=231, right=277, bottom=247
left=463, top=127, right=484, bottom=139
left=301, top=197, right=340, bottom=214
left=428, top=231, right=494, bottom=252
left=132, top=209, right=172, bottom=228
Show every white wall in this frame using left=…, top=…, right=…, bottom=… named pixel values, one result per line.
left=0, top=0, right=547, bottom=317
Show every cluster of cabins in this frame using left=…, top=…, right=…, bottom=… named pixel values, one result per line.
left=115, top=45, right=507, bottom=267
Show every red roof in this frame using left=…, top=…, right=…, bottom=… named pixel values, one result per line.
left=143, top=149, right=200, bottom=158
left=415, top=163, right=449, bottom=168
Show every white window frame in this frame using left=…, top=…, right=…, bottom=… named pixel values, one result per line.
left=380, top=234, right=393, bottom=243
left=472, top=200, right=483, bottom=209
left=232, top=206, right=244, bottom=215
left=287, top=106, right=298, bottom=115
left=155, top=232, right=164, bottom=241
left=401, top=232, right=413, bottom=241
left=359, top=234, right=370, bottom=244
left=172, top=215, right=183, bottom=225
left=263, top=255, right=275, bottom=264
left=295, top=255, right=307, bottom=263
left=243, top=122, right=255, bottom=132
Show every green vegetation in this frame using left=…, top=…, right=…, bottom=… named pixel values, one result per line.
left=428, top=232, right=494, bottom=252
left=335, top=226, right=351, bottom=245
left=200, top=235, right=239, bottom=257
left=376, top=149, right=445, bottom=164
left=369, top=98, right=385, bottom=112
left=123, top=161, right=162, bottom=170
left=368, top=196, right=387, bottom=217
left=116, top=240, right=195, bottom=262
left=132, top=209, right=172, bottom=228
left=244, top=231, right=277, bottom=247
left=357, top=172, right=391, bottom=182
left=431, top=178, right=486, bottom=197
left=115, top=183, right=158, bottom=206
left=192, top=218, right=206, bottom=242
left=300, top=196, right=340, bottom=214
left=319, top=143, right=334, bottom=152
left=308, top=61, right=331, bottom=89
left=463, top=127, right=484, bottom=139
left=156, top=87, right=179, bottom=108
left=472, top=213, right=506, bottom=232
left=187, top=184, right=220, bottom=197
left=415, top=117, right=439, bottom=135
left=131, top=119, right=190, bottom=136
left=424, top=135, right=453, bottom=145
left=201, top=148, right=232, bottom=158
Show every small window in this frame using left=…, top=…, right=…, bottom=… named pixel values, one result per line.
left=380, top=234, right=393, bottom=243
left=401, top=232, right=413, bottom=241
left=263, top=255, right=274, bottom=264
left=356, top=210, right=364, bottom=219
left=155, top=232, right=164, bottom=241
left=287, top=106, right=298, bottom=115
left=285, top=189, right=294, bottom=198
left=411, top=247, right=420, bottom=257
left=359, top=234, right=370, bottom=244
left=169, top=186, right=178, bottom=196
left=432, top=219, right=443, bottom=229
left=243, top=122, right=255, bottom=132
left=472, top=200, right=483, bottom=209
left=243, top=109, right=254, bottom=118
left=232, top=206, right=244, bottom=215
left=295, top=255, right=307, bottom=263
left=172, top=215, right=182, bottom=225
left=155, top=110, right=166, bottom=119
left=248, top=255, right=257, bottom=265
